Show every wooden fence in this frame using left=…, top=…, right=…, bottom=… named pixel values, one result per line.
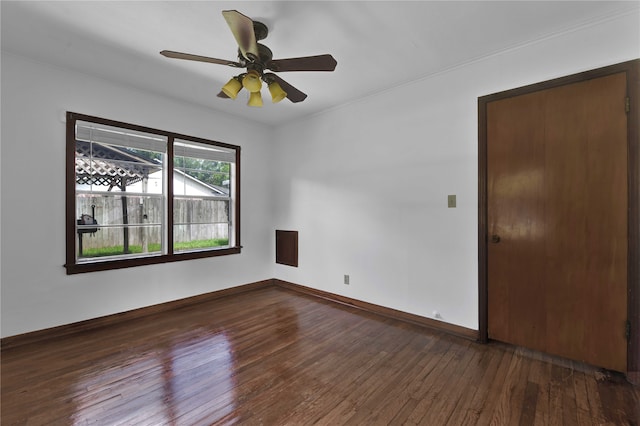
left=76, top=195, right=229, bottom=250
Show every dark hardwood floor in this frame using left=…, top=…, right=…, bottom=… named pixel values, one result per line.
left=2, top=286, right=639, bottom=425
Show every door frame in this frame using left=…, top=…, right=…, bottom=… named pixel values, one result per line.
left=478, top=59, right=640, bottom=382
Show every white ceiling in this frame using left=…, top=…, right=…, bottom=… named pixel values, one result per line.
left=2, top=1, right=638, bottom=126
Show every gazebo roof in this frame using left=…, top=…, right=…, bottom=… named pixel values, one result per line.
left=75, top=141, right=161, bottom=187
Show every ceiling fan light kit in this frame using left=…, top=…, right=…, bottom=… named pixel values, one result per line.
left=160, top=9, right=337, bottom=108
left=242, top=70, right=263, bottom=93
left=248, top=91, right=263, bottom=107
left=221, top=77, right=242, bottom=99
left=268, top=81, right=287, bottom=104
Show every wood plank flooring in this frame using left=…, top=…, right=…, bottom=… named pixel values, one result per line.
left=2, top=286, right=639, bottom=425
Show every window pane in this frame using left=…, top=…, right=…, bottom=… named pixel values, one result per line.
left=76, top=120, right=167, bottom=152
left=173, top=158, right=231, bottom=196
left=75, top=123, right=167, bottom=262
left=173, top=198, right=230, bottom=252
left=76, top=193, right=163, bottom=260
left=75, top=140, right=164, bottom=192
left=173, top=139, right=233, bottom=254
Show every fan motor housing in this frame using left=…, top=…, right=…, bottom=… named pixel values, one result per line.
left=241, top=43, right=273, bottom=74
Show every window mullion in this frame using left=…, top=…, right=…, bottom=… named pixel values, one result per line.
left=167, top=135, right=174, bottom=256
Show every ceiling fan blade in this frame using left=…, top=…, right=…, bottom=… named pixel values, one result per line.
left=160, top=50, right=242, bottom=67
left=265, top=73, right=307, bottom=103
left=267, top=54, right=337, bottom=72
left=222, top=10, right=259, bottom=61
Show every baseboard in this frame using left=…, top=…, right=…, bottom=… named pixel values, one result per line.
left=2, top=278, right=479, bottom=350
left=274, top=279, right=479, bottom=341
left=1, top=279, right=273, bottom=350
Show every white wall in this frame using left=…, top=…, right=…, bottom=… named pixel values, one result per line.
left=0, top=53, right=275, bottom=337
left=271, top=11, right=640, bottom=330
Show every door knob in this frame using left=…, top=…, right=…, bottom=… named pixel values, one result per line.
left=491, top=234, right=501, bottom=243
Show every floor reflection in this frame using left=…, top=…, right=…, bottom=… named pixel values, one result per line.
left=167, top=333, right=236, bottom=422
left=71, top=332, right=236, bottom=425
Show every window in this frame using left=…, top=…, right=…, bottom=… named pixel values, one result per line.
left=66, top=112, right=241, bottom=274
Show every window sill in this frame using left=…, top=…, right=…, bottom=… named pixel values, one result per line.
left=64, top=246, right=242, bottom=274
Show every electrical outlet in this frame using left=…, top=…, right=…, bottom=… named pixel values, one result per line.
left=344, top=274, right=350, bottom=285
left=447, top=194, right=456, bottom=208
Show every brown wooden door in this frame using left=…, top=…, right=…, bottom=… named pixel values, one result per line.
left=487, top=72, right=628, bottom=372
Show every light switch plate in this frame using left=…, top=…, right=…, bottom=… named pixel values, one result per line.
left=448, top=194, right=456, bottom=208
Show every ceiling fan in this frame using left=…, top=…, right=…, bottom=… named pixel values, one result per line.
left=160, top=10, right=337, bottom=107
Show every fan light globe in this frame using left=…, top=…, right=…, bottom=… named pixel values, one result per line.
left=248, top=91, right=263, bottom=107
left=221, top=77, right=242, bottom=99
left=268, top=81, right=287, bottom=103
left=242, top=70, right=262, bottom=93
